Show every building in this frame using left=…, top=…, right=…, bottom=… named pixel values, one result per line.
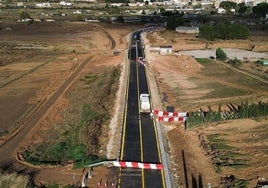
left=176, top=26, right=199, bottom=34
left=35, top=2, right=51, bottom=8
left=17, top=2, right=23, bottom=7
left=160, top=46, right=173, bottom=54
left=149, top=45, right=173, bottom=54
left=59, top=1, right=73, bottom=6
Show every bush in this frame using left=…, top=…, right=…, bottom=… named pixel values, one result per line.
left=227, top=58, right=242, bottom=66
left=166, top=16, right=183, bottom=30
left=195, top=58, right=214, bottom=64
left=252, top=2, right=268, bottom=18
left=216, top=48, right=227, bottom=60
left=76, top=14, right=83, bottom=21
left=19, top=11, right=30, bottom=19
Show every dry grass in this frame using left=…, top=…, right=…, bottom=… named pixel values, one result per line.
left=0, top=171, right=28, bottom=188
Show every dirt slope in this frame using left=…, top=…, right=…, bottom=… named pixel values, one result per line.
left=144, top=30, right=268, bottom=187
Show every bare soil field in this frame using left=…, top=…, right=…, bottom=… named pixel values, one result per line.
left=144, top=30, right=268, bottom=187
left=0, top=21, right=132, bottom=134
left=148, top=29, right=268, bottom=52
left=0, top=21, right=136, bottom=186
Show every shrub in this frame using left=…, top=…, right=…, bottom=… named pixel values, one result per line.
left=227, top=58, right=242, bottom=66
left=166, top=16, right=183, bottom=30
left=216, top=48, right=227, bottom=60
left=19, top=11, right=30, bottom=19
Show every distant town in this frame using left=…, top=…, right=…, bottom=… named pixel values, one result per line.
left=0, top=0, right=267, bottom=31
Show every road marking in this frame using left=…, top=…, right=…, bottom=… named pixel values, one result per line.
left=143, top=39, right=167, bottom=188
left=118, top=41, right=132, bottom=188
left=136, top=53, right=145, bottom=188
left=121, top=173, right=142, bottom=177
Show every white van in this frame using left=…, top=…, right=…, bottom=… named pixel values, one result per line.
left=140, top=94, right=150, bottom=113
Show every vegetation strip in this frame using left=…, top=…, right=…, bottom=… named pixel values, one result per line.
left=21, top=66, right=121, bottom=167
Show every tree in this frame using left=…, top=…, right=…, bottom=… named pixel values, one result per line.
left=237, top=2, right=249, bottom=15
left=19, top=11, right=30, bottom=19
left=220, top=1, right=237, bottom=11
left=199, top=23, right=248, bottom=40
left=166, top=16, right=183, bottom=30
left=159, top=8, right=165, bottom=15
left=161, top=10, right=173, bottom=17
left=199, top=24, right=217, bottom=40
left=252, top=2, right=268, bottom=18
left=117, top=15, right=124, bottom=23
left=216, top=48, right=227, bottom=60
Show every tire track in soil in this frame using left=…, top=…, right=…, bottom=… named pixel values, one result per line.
left=94, top=24, right=116, bottom=50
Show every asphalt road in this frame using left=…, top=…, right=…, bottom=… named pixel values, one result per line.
left=119, top=31, right=165, bottom=188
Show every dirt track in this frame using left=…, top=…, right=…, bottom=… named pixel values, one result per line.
left=0, top=54, right=93, bottom=164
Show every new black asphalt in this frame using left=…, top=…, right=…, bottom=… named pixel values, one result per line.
left=119, top=31, right=164, bottom=188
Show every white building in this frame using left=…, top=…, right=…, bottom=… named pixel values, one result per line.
left=160, top=46, right=173, bottom=54
left=73, top=10, right=82, bottom=14
left=35, top=2, right=51, bottom=8
left=59, top=1, right=72, bottom=6
left=150, top=46, right=173, bottom=54
left=111, top=3, right=123, bottom=7
left=82, top=0, right=96, bottom=2
left=17, top=2, right=23, bottom=7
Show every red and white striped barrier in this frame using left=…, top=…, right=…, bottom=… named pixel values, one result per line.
left=157, top=116, right=187, bottom=122
left=152, top=110, right=188, bottom=117
left=113, top=161, right=163, bottom=170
